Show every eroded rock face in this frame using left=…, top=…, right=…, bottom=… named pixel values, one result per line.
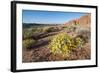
left=64, top=14, right=91, bottom=27
left=78, top=14, right=91, bottom=27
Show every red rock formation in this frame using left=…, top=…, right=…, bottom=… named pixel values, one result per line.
left=79, top=14, right=91, bottom=26
left=64, top=14, right=91, bottom=27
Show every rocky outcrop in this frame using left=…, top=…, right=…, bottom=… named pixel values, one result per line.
left=64, top=14, right=91, bottom=27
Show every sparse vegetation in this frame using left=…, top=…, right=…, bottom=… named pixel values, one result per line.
left=43, top=26, right=59, bottom=33
left=23, top=39, right=36, bottom=49
left=22, top=14, right=91, bottom=62
left=76, top=28, right=91, bottom=43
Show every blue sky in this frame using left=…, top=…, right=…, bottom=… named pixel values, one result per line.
left=22, top=10, right=86, bottom=24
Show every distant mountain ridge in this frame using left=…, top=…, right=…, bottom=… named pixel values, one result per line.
left=23, top=23, right=61, bottom=28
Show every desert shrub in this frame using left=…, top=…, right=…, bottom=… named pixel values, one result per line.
left=73, top=37, right=84, bottom=48
left=23, top=28, right=36, bottom=39
left=31, top=27, right=43, bottom=33
left=49, top=33, right=73, bottom=57
left=43, top=27, right=59, bottom=33
left=23, top=39, right=36, bottom=49
left=62, top=26, right=68, bottom=29
left=49, top=32, right=84, bottom=58
left=23, top=31, right=32, bottom=39
left=23, top=27, right=43, bottom=40
left=65, top=24, right=79, bottom=33
left=76, top=28, right=91, bottom=43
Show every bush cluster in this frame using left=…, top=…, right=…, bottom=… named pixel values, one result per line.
left=49, top=33, right=84, bottom=58
left=43, top=27, right=59, bottom=33
left=23, top=28, right=44, bottom=40
left=23, top=39, right=36, bottom=49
